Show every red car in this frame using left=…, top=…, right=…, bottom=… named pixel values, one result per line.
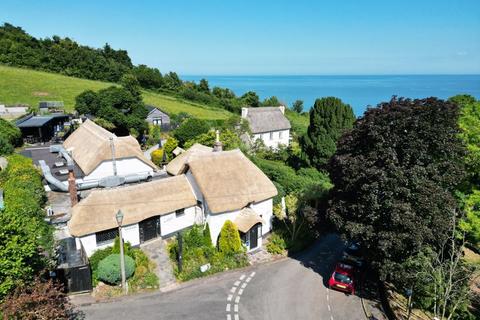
left=328, top=262, right=355, bottom=294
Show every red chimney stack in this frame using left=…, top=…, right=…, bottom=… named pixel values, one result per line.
left=67, top=167, right=78, bottom=207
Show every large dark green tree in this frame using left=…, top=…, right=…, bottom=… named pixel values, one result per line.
left=301, top=97, right=355, bottom=169
left=327, top=97, right=467, bottom=278
left=173, top=118, right=210, bottom=147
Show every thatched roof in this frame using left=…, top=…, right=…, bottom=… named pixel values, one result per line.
left=166, top=143, right=212, bottom=176
left=68, top=175, right=197, bottom=237
left=188, top=149, right=277, bottom=214
left=234, top=208, right=265, bottom=233
left=245, top=107, right=291, bottom=134
left=63, top=120, right=156, bottom=175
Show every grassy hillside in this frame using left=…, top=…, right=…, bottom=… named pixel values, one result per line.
left=0, top=65, right=231, bottom=120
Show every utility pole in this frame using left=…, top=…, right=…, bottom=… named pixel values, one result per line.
left=110, top=137, right=118, bottom=176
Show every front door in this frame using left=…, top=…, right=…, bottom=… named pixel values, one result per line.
left=249, top=224, right=259, bottom=250
left=139, top=216, right=160, bottom=243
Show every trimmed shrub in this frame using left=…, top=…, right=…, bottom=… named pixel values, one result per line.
left=266, top=233, right=287, bottom=255
left=97, top=254, right=135, bottom=285
left=89, top=247, right=113, bottom=272
left=0, top=136, right=13, bottom=155
left=151, top=148, right=164, bottom=166
left=203, top=223, right=212, bottom=247
left=218, top=220, right=243, bottom=255
left=163, top=137, right=178, bottom=160
left=111, top=237, right=134, bottom=257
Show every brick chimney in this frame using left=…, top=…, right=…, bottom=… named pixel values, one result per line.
left=241, top=107, right=249, bottom=119
left=278, top=105, right=285, bottom=114
left=213, top=130, right=223, bottom=152
left=67, top=166, right=78, bottom=207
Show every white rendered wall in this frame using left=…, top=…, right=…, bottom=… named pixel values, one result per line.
left=77, top=222, right=140, bottom=257
left=84, top=158, right=154, bottom=181
left=250, top=198, right=273, bottom=236
left=160, top=206, right=197, bottom=237
left=253, top=129, right=290, bottom=149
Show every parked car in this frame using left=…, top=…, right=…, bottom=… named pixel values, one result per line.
left=328, top=262, right=355, bottom=294
left=342, top=242, right=364, bottom=267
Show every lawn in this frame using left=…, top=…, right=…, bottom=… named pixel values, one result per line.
left=0, top=65, right=231, bottom=120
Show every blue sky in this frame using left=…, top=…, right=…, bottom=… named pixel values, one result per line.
left=1, top=0, right=479, bottom=75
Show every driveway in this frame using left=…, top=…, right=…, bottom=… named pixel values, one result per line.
left=80, top=234, right=369, bottom=320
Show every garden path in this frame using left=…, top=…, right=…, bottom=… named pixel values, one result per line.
left=141, top=238, right=177, bottom=289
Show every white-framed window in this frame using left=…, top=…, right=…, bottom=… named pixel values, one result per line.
left=153, top=118, right=162, bottom=126
left=175, top=208, right=185, bottom=217
left=269, top=132, right=274, bottom=140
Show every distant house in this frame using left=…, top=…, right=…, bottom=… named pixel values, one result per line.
left=16, top=114, right=69, bottom=143
left=241, top=106, right=291, bottom=149
left=68, top=143, right=277, bottom=256
left=39, top=101, right=64, bottom=114
left=63, top=119, right=157, bottom=182
left=145, top=105, right=170, bottom=131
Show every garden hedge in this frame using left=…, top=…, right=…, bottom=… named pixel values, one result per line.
left=97, top=254, right=135, bottom=285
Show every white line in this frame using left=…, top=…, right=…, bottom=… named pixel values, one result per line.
left=235, top=296, right=240, bottom=303
left=250, top=271, right=256, bottom=277
left=234, top=304, right=238, bottom=312
left=238, top=288, right=244, bottom=295
left=330, top=316, right=334, bottom=320
left=226, top=303, right=231, bottom=312
left=234, top=314, right=239, bottom=320
left=239, top=274, right=246, bottom=280
left=227, top=315, right=231, bottom=320
left=230, top=286, right=237, bottom=293
left=234, top=280, right=241, bottom=286
left=227, top=294, right=233, bottom=301
left=327, top=304, right=331, bottom=311
left=246, top=277, right=252, bottom=283
left=241, top=282, right=247, bottom=289
left=326, top=294, right=329, bottom=301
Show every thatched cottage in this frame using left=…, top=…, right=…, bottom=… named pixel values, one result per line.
left=241, top=106, right=291, bottom=149
left=68, top=144, right=277, bottom=256
left=63, top=119, right=156, bottom=181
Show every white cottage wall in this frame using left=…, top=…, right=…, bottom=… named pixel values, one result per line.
left=250, top=198, right=273, bottom=236
left=254, top=129, right=290, bottom=149
left=160, top=206, right=197, bottom=237
left=77, top=223, right=140, bottom=257
left=84, top=158, right=154, bottom=181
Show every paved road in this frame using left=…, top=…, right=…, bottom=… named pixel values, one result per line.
left=80, top=234, right=366, bottom=320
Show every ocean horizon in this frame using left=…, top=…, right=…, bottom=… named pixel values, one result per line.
left=182, top=74, right=480, bottom=116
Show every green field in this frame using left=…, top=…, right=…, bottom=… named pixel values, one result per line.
left=0, top=65, right=231, bottom=120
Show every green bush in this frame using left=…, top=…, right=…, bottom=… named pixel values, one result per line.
left=266, top=233, right=287, bottom=255
left=173, top=118, right=209, bottom=146
left=97, top=254, right=135, bottom=285
left=218, top=220, right=243, bottom=255
left=111, top=237, right=134, bottom=257
left=89, top=247, right=113, bottom=272
left=0, top=136, right=14, bottom=155
left=0, top=118, right=22, bottom=148
left=163, top=137, right=178, bottom=160
left=150, top=148, right=164, bottom=166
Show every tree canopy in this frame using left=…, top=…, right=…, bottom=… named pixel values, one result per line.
left=327, top=97, right=466, bottom=278
left=301, top=97, right=355, bottom=169
left=173, top=118, right=210, bottom=147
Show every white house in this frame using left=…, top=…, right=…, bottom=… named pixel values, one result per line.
left=241, top=106, right=291, bottom=149
left=68, top=144, right=277, bottom=256
left=63, top=119, right=157, bottom=182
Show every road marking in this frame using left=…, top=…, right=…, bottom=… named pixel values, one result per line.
left=226, top=303, right=231, bottom=312
left=238, top=288, right=244, bottom=295
left=234, top=314, right=239, bottom=320
left=330, top=316, right=334, bottom=320
left=250, top=271, right=256, bottom=277
left=234, top=280, right=241, bottom=286
left=327, top=304, right=331, bottom=311
left=235, top=296, right=240, bottom=303
left=227, top=315, right=231, bottom=320
left=227, top=294, right=233, bottom=301
left=326, top=294, right=329, bottom=301
left=234, top=304, right=238, bottom=312
left=239, top=274, right=245, bottom=280
left=230, top=286, right=237, bottom=293
left=246, top=276, right=252, bottom=283
left=241, top=282, right=247, bottom=289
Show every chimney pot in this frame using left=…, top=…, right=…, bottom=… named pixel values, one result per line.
left=213, top=130, right=223, bottom=152
left=68, top=169, right=78, bottom=207
left=241, top=107, right=249, bottom=119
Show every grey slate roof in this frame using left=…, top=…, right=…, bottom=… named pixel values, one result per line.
left=16, top=114, right=67, bottom=128
left=245, top=107, right=291, bottom=134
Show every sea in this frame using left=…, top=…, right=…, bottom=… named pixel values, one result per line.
left=182, top=75, right=480, bottom=116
